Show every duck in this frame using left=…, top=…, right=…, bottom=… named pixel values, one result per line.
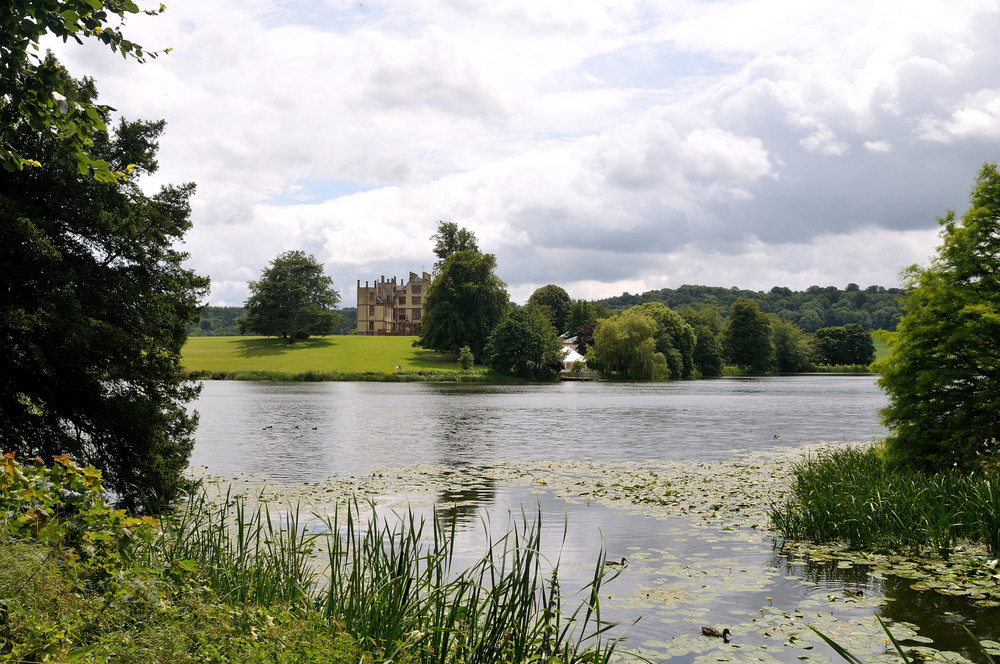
left=605, top=557, right=627, bottom=567
left=701, top=626, right=732, bottom=642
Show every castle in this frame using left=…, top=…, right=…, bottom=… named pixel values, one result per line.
left=355, top=271, right=431, bottom=335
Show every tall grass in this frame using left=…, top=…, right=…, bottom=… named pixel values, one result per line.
left=770, top=444, right=1000, bottom=557
left=150, top=492, right=625, bottom=662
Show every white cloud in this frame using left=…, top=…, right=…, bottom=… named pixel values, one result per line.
left=38, top=0, right=1000, bottom=306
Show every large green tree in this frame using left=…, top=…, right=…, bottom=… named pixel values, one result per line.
left=588, top=310, right=666, bottom=379
left=417, top=250, right=509, bottom=360
left=876, top=163, right=1000, bottom=471
left=770, top=316, right=814, bottom=373
left=2, top=0, right=167, bottom=178
left=485, top=308, right=563, bottom=378
left=722, top=298, right=774, bottom=374
left=431, top=220, right=479, bottom=270
left=527, top=284, right=573, bottom=334
left=0, top=74, right=209, bottom=509
left=815, top=323, right=875, bottom=365
left=240, top=251, right=341, bottom=343
left=631, top=302, right=697, bottom=378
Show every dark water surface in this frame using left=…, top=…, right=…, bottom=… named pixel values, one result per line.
left=188, top=376, right=997, bottom=662
left=190, top=375, right=886, bottom=480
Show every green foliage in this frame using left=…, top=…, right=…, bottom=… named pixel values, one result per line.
left=418, top=250, right=510, bottom=360
left=485, top=308, right=563, bottom=378
left=1, top=1, right=168, bottom=179
left=431, top=220, right=479, bottom=270
left=0, top=454, right=625, bottom=664
left=876, top=163, right=1000, bottom=472
left=0, top=453, right=156, bottom=582
left=596, top=283, right=904, bottom=331
left=588, top=309, right=667, bottom=379
left=630, top=302, right=697, bottom=378
left=815, top=323, right=875, bottom=365
left=527, top=284, right=573, bottom=334
left=770, top=316, right=815, bottom=373
left=679, top=307, right=724, bottom=377
left=770, top=443, right=1000, bottom=557
left=0, top=74, right=209, bottom=510
left=458, top=345, right=475, bottom=370
left=566, top=299, right=611, bottom=332
left=240, top=250, right=341, bottom=343
left=189, top=305, right=357, bottom=336
left=722, top=298, right=774, bottom=374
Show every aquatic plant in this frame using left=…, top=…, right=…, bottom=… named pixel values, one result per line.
left=770, top=444, right=1000, bottom=557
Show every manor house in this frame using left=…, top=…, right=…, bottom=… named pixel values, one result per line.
left=355, top=271, right=431, bottom=335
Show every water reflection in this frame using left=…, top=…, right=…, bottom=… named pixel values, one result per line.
left=190, top=375, right=887, bottom=481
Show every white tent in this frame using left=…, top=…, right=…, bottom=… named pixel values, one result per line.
left=561, top=346, right=586, bottom=370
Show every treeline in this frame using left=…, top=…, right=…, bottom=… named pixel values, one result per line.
left=597, top=283, right=905, bottom=331
left=189, top=306, right=357, bottom=336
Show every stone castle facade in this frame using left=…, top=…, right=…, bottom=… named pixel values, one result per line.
left=355, top=271, right=431, bottom=335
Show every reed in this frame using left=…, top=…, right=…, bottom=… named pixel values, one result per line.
left=149, top=489, right=321, bottom=607
left=770, top=444, right=1000, bottom=557
left=150, top=491, right=624, bottom=662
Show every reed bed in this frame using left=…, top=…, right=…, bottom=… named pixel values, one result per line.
left=150, top=492, right=624, bottom=663
left=770, top=444, right=1000, bottom=557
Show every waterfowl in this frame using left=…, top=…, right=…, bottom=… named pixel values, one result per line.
left=605, top=557, right=627, bottom=567
left=701, top=626, right=732, bottom=642
left=843, top=588, right=863, bottom=597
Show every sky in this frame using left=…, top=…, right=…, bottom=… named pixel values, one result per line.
left=45, top=0, right=1000, bottom=306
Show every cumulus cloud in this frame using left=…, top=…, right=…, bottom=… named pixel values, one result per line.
left=40, top=0, right=1000, bottom=305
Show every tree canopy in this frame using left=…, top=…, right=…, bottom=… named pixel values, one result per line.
left=417, top=250, right=509, bottom=360
left=595, top=283, right=904, bottom=331
left=815, top=323, right=875, bottom=366
left=876, top=163, right=1000, bottom=471
left=630, top=302, right=697, bottom=378
left=240, top=251, right=341, bottom=343
left=485, top=308, right=563, bottom=378
left=722, top=298, right=774, bottom=374
left=431, top=221, right=479, bottom=270
left=588, top=310, right=666, bottom=379
left=0, top=73, right=208, bottom=509
left=527, top=284, right=573, bottom=335
left=2, top=0, right=168, bottom=179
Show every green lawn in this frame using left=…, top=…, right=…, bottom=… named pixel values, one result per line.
left=182, top=335, right=464, bottom=375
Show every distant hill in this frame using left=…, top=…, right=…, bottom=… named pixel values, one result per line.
left=594, top=283, right=905, bottom=331
left=188, top=306, right=358, bottom=336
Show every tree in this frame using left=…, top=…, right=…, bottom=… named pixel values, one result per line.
left=588, top=310, right=666, bottom=379
left=815, top=323, right=875, bottom=365
left=431, top=220, right=478, bottom=270
left=417, top=250, right=509, bottom=360
left=566, top=299, right=611, bottom=333
left=485, top=308, right=563, bottom=378
left=240, top=251, right=341, bottom=343
left=2, top=1, right=168, bottom=179
left=631, top=302, right=697, bottom=378
left=722, top=298, right=774, bottom=373
left=0, top=73, right=209, bottom=510
left=770, top=316, right=814, bottom=373
left=678, top=306, right=724, bottom=377
left=876, top=163, right=1000, bottom=471
left=527, top=285, right=573, bottom=334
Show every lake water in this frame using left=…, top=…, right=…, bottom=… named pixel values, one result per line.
left=190, top=375, right=887, bottom=480
left=187, top=376, right=997, bottom=663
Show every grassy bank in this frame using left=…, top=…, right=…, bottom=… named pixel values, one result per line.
left=0, top=454, right=622, bottom=664
left=181, top=335, right=490, bottom=380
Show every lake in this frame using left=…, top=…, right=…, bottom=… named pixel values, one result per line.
left=187, top=376, right=997, bottom=663
left=190, top=374, right=887, bottom=480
